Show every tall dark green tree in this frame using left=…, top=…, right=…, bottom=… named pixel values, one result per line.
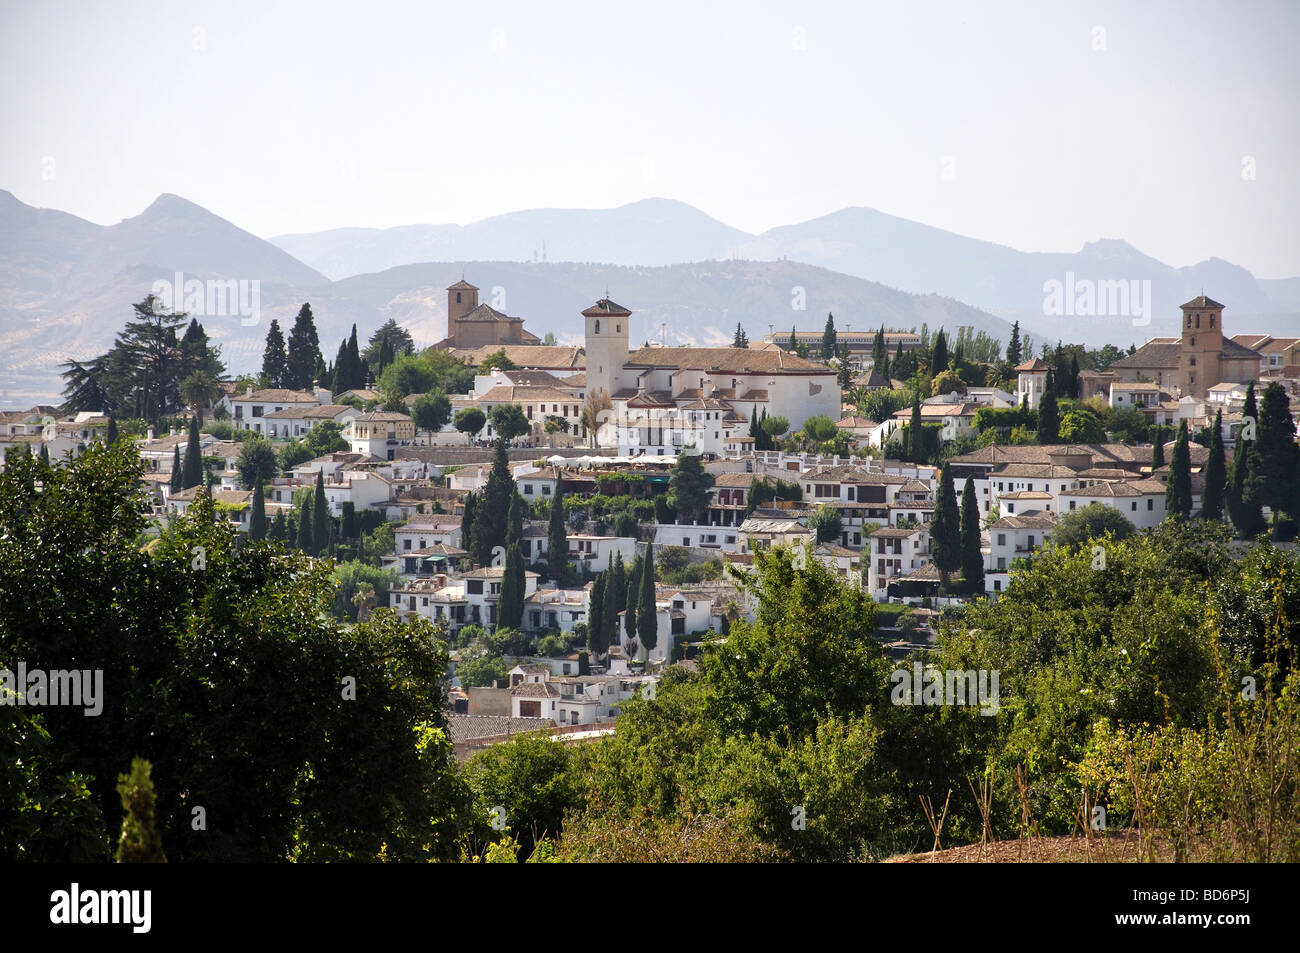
left=363, top=318, right=415, bottom=369
left=285, top=303, right=323, bottom=391
left=872, top=325, right=886, bottom=368
left=907, top=385, right=922, bottom=461
left=1227, top=431, right=1264, bottom=538
left=821, top=312, right=837, bottom=360
left=1248, top=381, right=1299, bottom=536
left=250, top=480, right=267, bottom=541
left=313, top=471, right=330, bottom=554
left=1165, top=420, right=1193, bottom=518
left=1151, top=430, right=1166, bottom=468
left=624, top=555, right=641, bottom=643
left=931, top=328, right=948, bottom=374
left=471, top=441, right=513, bottom=566
left=1201, top=410, right=1227, bottom=522
left=1037, top=371, right=1060, bottom=445
left=548, top=492, right=567, bottom=582
left=506, top=492, right=523, bottom=548
left=297, top=494, right=313, bottom=552
left=637, top=541, right=657, bottom=661
left=588, top=571, right=607, bottom=656
left=960, top=476, right=983, bottom=595
left=331, top=339, right=350, bottom=393
left=498, top=544, right=525, bottom=630
left=182, top=416, right=203, bottom=489
left=261, top=318, right=289, bottom=388
left=105, top=415, right=118, bottom=445
left=170, top=446, right=183, bottom=492
left=460, top=492, right=477, bottom=556
left=269, top=509, right=287, bottom=543
left=377, top=336, right=395, bottom=378
left=346, top=325, right=362, bottom=392
left=732, top=323, right=749, bottom=348
left=667, top=451, right=715, bottom=525
left=1006, top=320, right=1022, bottom=365
left=931, top=463, right=961, bottom=588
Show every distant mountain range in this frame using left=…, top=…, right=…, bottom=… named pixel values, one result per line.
left=0, top=192, right=1011, bottom=406
left=274, top=199, right=1300, bottom=344
left=1, top=190, right=1294, bottom=407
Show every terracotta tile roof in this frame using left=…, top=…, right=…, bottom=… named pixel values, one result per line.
left=623, top=346, right=832, bottom=374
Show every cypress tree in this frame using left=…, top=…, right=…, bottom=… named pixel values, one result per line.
left=1165, top=420, right=1193, bottom=518
left=602, top=555, right=620, bottom=642
left=472, top=441, right=513, bottom=566
left=1202, top=410, right=1227, bottom=521
left=1151, top=429, right=1166, bottom=468
left=507, top=492, right=523, bottom=548
left=548, top=493, right=568, bottom=582
left=498, top=543, right=526, bottom=630
left=341, top=501, right=357, bottom=540
left=269, top=509, right=287, bottom=542
left=250, top=479, right=267, bottom=540
left=285, top=304, right=322, bottom=391
left=460, top=492, right=477, bottom=555
left=346, top=324, right=361, bottom=392
left=377, top=336, right=395, bottom=377
left=788, top=324, right=798, bottom=352
left=931, top=463, right=961, bottom=589
left=1248, top=381, right=1300, bottom=536
left=624, top=555, right=641, bottom=643
left=313, top=471, right=329, bottom=554
left=331, top=339, right=350, bottom=393
left=1037, top=371, right=1059, bottom=444
left=170, top=445, right=183, bottom=492
left=960, top=476, right=983, bottom=595
left=1006, top=320, right=1022, bottom=365
left=637, top=541, right=657, bottom=661
left=297, top=495, right=313, bottom=552
left=182, top=416, right=202, bottom=489
left=821, top=312, right=837, bottom=360
left=931, top=329, right=948, bottom=374
left=106, top=415, right=118, bottom=445
left=1227, top=431, right=1265, bottom=538
left=908, top=386, right=922, bottom=461
left=588, top=571, right=607, bottom=656
left=261, top=318, right=289, bottom=388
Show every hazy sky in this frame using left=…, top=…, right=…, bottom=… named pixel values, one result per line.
left=2, top=0, right=1297, bottom=277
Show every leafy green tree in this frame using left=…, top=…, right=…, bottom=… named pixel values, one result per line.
left=305, top=420, right=349, bottom=456
left=960, top=476, right=983, bottom=595
left=637, top=541, right=658, bottom=660
left=498, top=544, right=526, bottom=630
left=1202, top=410, right=1227, bottom=522
left=1166, top=421, right=1193, bottom=518
left=412, top=391, right=452, bottom=435
left=1059, top=407, right=1105, bottom=444
left=278, top=439, right=315, bottom=472
left=0, top=439, right=473, bottom=861
left=808, top=505, right=842, bottom=543
left=457, top=653, right=512, bottom=689
left=667, top=451, right=715, bottom=524
left=1037, top=371, right=1059, bottom=444
left=1106, top=406, right=1149, bottom=443
left=802, top=414, right=838, bottom=447
left=1051, top=502, right=1136, bottom=549
left=464, top=736, right=577, bottom=859
left=455, top=407, right=486, bottom=444
left=261, top=318, right=289, bottom=388
left=236, top=436, right=279, bottom=490
left=489, top=403, right=531, bottom=443
left=115, top=758, right=166, bottom=863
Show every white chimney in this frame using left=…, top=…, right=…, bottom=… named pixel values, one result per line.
left=146, top=428, right=155, bottom=441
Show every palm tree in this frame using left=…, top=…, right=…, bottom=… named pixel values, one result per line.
left=351, top=583, right=377, bottom=622
left=180, top=371, right=224, bottom=424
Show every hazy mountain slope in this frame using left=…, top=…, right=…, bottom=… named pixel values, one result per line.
left=272, top=198, right=754, bottom=279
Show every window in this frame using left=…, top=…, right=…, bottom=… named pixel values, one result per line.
left=1131, top=502, right=1137, bottom=511
left=594, top=320, right=600, bottom=334
left=252, top=406, right=264, bottom=417
left=403, top=539, right=412, bottom=550
left=1147, top=499, right=1154, bottom=510
left=997, top=533, right=1006, bottom=546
